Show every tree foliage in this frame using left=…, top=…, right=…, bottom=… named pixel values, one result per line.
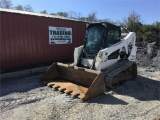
left=14, top=4, right=23, bottom=10
left=68, top=11, right=82, bottom=19
left=0, top=0, right=12, bottom=8
left=50, top=13, right=56, bottom=15
left=40, top=10, right=47, bottom=14
left=86, top=12, right=97, bottom=22
left=56, top=12, right=68, bottom=17
left=120, top=11, right=142, bottom=34
left=14, top=4, right=33, bottom=12
left=119, top=11, right=159, bottom=40
left=139, top=22, right=160, bottom=40
left=76, top=12, right=97, bottom=22
left=24, top=5, right=33, bottom=12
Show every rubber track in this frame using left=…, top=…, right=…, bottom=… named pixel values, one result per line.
left=102, top=60, right=135, bottom=88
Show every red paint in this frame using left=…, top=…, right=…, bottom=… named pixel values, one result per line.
left=0, top=11, right=86, bottom=71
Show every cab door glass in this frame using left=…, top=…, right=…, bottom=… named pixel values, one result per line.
left=105, top=29, right=120, bottom=47
left=113, top=30, right=120, bottom=41
left=105, top=29, right=114, bottom=47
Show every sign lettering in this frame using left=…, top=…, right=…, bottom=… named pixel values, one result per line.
left=49, top=26, right=72, bottom=44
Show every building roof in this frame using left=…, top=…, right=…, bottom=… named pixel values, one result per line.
left=0, top=8, right=84, bottom=22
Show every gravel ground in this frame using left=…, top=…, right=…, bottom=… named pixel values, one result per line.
left=0, top=67, right=160, bottom=120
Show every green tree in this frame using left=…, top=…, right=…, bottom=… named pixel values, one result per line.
left=24, top=5, right=33, bottom=12
left=14, top=4, right=23, bottom=10
left=120, top=11, right=142, bottom=34
left=40, top=10, right=47, bottom=14
left=86, top=12, right=97, bottom=22
left=50, top=13, right=56, bottom=15
left=56, top=12, right=68, bottom=17
left=0, top=0, right=12, bottom=8
left=14, top=4, right=33, bottom=12
left=139, top=22, right=160, bottom=40
left=152, top=22, right=160, bottom=35
left=68, top=11, right=82, bottom=19
left=140, top=24, right=152, bottom=40
left=79, top=17, right=87, bottom=21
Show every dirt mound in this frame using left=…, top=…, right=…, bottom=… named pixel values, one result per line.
left=136, top=42, right=160, bottom=70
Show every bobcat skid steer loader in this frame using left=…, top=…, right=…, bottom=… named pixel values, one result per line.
left=41, top=22, right=137, bottom=100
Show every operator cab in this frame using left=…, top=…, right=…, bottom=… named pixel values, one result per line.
left=83, top=22, right=121, bottom=59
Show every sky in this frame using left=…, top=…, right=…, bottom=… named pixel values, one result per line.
left=11, top=0, right=160, bottom=24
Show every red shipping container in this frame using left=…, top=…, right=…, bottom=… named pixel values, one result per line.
left=0, top=9, right=86, bottom=71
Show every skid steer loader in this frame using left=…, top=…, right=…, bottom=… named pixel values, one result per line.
left=41, top=22, right=137, bottom=100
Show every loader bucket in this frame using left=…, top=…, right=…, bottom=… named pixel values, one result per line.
left=41, top=62, right=106, bottom=100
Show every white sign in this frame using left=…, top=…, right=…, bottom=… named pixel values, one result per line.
left=49, top=26, right=72, bottom=44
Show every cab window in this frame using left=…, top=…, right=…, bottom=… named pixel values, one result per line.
left=105, top=29, right=120, bottom=47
